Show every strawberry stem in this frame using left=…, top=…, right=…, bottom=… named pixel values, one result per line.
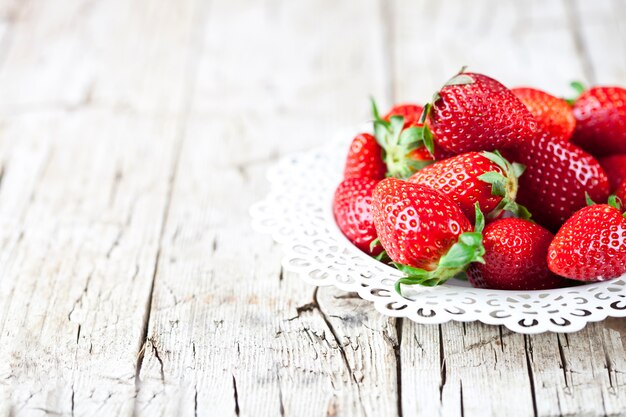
left=371, top=98, right=435, bottom=179
left=478, top=151, right=532, bottom=220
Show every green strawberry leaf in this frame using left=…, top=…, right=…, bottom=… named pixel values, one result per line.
left=389, top=115, right=405, bottom=144
left=570, top=81, right=585, bottom=95
left=370, top=96, right=383, bottom=123
left=373, top=121, right=390, bottom=148
left=444, top=73, right=475, bottom=87
left=608, top=194, right=622, bottom=211
left=478, top=172, right=508, bottom=197
left=503, top=200, right=533, bottom=220
left=511, top=162, right=526, bottom=178
left=585, top=192, right=596, bottom=206
left=374, top=251, right=391, bottom=263
left=393, top=263, right=430, bottom=278
left=474, top=203, right=485, bottom=234
left=481, top=150, right=510, bottom=172
left=418, top=103, right=432, bottom=124
left=438, top=232, right=485, bottom=268
left=399, top=126, right=422, bottom=146
left=564, top=81, right=586, bottom=105
left=422, top=125, right=435, bottom=156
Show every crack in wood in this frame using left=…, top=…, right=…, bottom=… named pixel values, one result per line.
left=106, top=228, right=123, bottom=259
left=149, top=337, right=166, bottom=383
left=599, top=330, right=616, bottom=391
left=459, top=380, right=465, bottom=417
left=557, top=334, right=570, bottom=389
left=0, top=164, right=6, bottom=196
left=395, top=318, right=403, bottom=417
left=232, top=374, right=240, bottom=416
left=332, top=292, right=360, bottom=300
left=312, top=288, right=368, bottom=415
left=108, top=165, right=123, bottom=208
left=438, top=324, right=447, bottom=402
left=524, top=335, right=538, bottom=417
left=277, top=374, right=285, bottom=417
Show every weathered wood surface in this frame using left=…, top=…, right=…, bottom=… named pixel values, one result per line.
left=0, top=0, right=624, bottom=416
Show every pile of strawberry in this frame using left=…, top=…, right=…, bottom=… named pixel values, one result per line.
left=333, top=69, right=626, bottom=293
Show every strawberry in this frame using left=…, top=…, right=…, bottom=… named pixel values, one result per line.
left=333, top=177, right=381, bottom=256
left=371, top=101, right=435, bottom=179
left=599, top=154, right=626, bottom=191
left=417, top=70, right=537, bottom=155
left=467, top=219, right=566, bottom=290
left=371, top=178, right=485, bottom=290
left=512, top=87, right=575, bottom=142
left=408, top=151, right=529, bottom=223
left=508, top=134, right=610, bottom=232
left=547, top=196, right=626, bottom=281
left=571, top=86, right=626, bottom=157
left=344, top=133, right=387, bottom=180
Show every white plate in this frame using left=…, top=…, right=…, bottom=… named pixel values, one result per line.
left=250, top=133, right=626, bottom=334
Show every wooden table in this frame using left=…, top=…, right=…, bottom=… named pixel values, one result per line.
left=1, top=0, right=625, bottom=416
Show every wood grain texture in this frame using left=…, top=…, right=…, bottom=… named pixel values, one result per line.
left=0, top=0, right=624, bottom=416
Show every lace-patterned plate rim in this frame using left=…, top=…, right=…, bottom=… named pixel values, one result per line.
left=250, top=138, right=626, bottom=334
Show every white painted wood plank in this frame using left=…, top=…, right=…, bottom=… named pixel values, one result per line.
left=390, top=0, right=588, bottom=101
left=0, top=0, right=198, bottom=115
left=572, top=0, right=626, bottom=84
left=0, top=111, right=180, bottom=417
left=0, top=0, right=202, bottom=415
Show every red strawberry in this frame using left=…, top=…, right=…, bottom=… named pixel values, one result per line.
left=333, top=178, right=381, bottom=256
left=599, top=154, right=626, bottom=191
left=371, top=101, right=436, bottom=178
left=467, top=219, right=566, bottom=290
left=512, top=87, right=575, bottom=142
left=408, top=151, right=529, bottom=223
left=548, top=197, right=626, bottom=281
left=418, top=71, right=537, bottom=155
left=344, top=133, right=387, bottom=180
left=571, top=86, right=626, bottom=157
left=372, top=178, right=485, bottom=290
left=509, top=134, right=610, bottom=232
